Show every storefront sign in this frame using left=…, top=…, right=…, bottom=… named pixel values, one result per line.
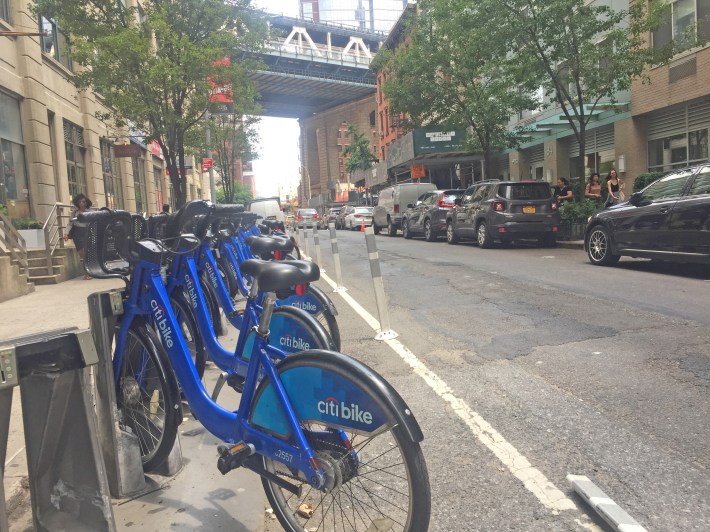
left=114, top=143, right=142, bottom=158
left=150, top=140, right=163, bottom=159
left=413, top=128, right=466, bottom=154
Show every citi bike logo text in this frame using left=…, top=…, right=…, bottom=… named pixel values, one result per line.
left=290, top=300, right=317, bottom=313
left=151, top=300, right=174, bottom=348
left=228, top=262, right=238, bottom=283
left=317, top=397, right=373, bottom=424
left=279, top=334, right=310, bottom=350
left=185, top=274, right=198, bottom=309
left=205, top=262, right=219, bottom=288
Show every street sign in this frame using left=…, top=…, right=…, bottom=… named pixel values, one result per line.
left=202, top=158, right=213, bottom=168
left=114, top=144, right=142, bottom=158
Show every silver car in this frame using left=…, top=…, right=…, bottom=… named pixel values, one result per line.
left=344, top=206, right=374, bottom=230
left=295, top=208, right=320, bottom=228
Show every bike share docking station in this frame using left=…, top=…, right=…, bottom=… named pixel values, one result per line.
left=87, top=289, right=184, bottom=495
left=0, top=328, right=115, bottom=531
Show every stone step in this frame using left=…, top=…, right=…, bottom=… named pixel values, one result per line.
left=25, top=255, right=65, bottom=267
left=27, top=265, right=63, bottom=277
left=29, top=274, right=62, bottom=285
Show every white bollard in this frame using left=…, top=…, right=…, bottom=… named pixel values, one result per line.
left=312, top=225, right=324, bottom=271
left=363, top=226, right=398, bottom=340
left=328, top=223, right=347, bottom=292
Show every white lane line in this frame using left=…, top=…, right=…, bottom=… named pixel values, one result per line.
left=318, top=269, right=597, bottom=523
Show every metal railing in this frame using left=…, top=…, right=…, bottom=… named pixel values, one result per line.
left=42, top=202, right=72, bottom=273
left=265, top=39, right=373, bottom=66
left=0, top=211, right=28, bottom=271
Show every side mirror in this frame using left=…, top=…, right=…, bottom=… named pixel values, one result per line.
left=454, top=198, right=462, bottom=206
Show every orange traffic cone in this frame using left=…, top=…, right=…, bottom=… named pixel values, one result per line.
left=360, top=223, right=366, bottom=232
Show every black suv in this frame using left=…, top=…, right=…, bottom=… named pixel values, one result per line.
left=585, top=163, right=710, bottom=266
left=402, top=189, right=465, bottom=241
left=446, top=180, right=559, bottom=247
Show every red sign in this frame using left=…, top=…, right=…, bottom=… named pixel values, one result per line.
left=411, top=164, right=426, bottom=179
left=150, top=140, right=163, bottom=159
left=165, top=165, right=193, bottom=176
left=209, top=58, right=233, bottom=104
left=202, top=158, right=213, bottom=168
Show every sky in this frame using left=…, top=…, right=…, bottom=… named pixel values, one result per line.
left=251, top=1, right=301, bottom=199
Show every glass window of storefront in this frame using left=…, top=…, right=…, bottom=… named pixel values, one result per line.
left=101, top=139, right=124, bottom=209
left=131, top=154, right=147, bottom=213
left=648, top=128, right=709, bottom=173
left=0, top=92, right=30, bottom=218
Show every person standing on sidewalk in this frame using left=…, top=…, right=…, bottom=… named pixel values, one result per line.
left=65, top=193, right=93, bottom=279
left=605, top=169, right=622, bottom=207
left=585, top=172, right=603, bottom=202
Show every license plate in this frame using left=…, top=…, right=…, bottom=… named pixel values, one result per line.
left=523, top=206, right=536, bottom=213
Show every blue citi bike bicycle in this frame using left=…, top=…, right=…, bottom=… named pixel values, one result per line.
left=80, top=208, right=431, bottom=532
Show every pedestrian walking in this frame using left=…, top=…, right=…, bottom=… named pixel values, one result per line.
left=605, top=169, right=623, bottom=207
left=65, top=193, right=93, bottom=279
left=584, top=172, right=603, bottom=202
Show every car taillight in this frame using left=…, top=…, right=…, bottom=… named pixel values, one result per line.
left=493, top=200, right=506, bottom=212
left=437, top=199, right=455, bottom=208
left=296, top=215, right=302, bottom=219
left=314, top=214, right=319, bottom=218
left=354, top=214, right=362, bottom=218
left=394, top=205, right=399, bottom=213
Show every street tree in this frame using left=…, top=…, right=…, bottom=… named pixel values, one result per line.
left=479, top=0, right=676, bottom=179
left=372, top=0, right=537, bottom=179
left=342, top=123, right=376, bottom=173
left=33, top=0, right=268, bottom=207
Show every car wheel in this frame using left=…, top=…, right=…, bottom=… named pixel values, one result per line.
left=387, top=217, right=397, bottom=237
left=477, top=222, right=493, bottom=248
left=424, top=220, right=436, bottom=242
left=446, top=222, right=459, bottom=245
left=402, top=218, right=412, bottom=239
left=586, top=225, right=620, bottom=266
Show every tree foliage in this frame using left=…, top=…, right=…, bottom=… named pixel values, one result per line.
left=342, top=124, right=376, bottom=174
left=373, top=0, right=538, bottom=178
left=33, top=0, right=268, bottom=207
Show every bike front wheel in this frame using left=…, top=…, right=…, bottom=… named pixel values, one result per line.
left=116, top=320, right=181, bottom=471
left=258, top=356, right=431, bottom=532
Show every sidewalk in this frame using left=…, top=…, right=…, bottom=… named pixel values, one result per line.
left=0, top=277, right=265, bottom=530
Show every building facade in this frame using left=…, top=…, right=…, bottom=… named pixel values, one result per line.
left=0, top=0, right=208, bottom=224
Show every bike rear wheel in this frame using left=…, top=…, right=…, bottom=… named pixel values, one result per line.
left=117, top=320, right=180, bottom=471
left=258, top=357, right=430, bottom=532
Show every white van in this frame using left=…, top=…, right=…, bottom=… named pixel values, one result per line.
left=247, top=197, right=285, bottom=224
left=373, top=183, right=437, bottom=236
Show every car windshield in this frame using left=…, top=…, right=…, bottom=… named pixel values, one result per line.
left=300, top=209, right=317, bottom=215
left=498, top=183, right=551, bottom=200
left=354, top=207, right=373, bottom=213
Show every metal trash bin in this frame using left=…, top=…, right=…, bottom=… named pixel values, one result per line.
left=0, top=328, right=115, bottom=532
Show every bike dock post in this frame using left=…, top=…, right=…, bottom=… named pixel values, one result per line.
left=328, top=222, right=347, bottom=292
left=0, top=328, right=116, bottom=531
left=302, top=225, right=311, bottom=258
left=363, top=226, right=398, bottom=340
left=87, top=290, right=146, bottom=497
left=312, top=225, right=324, bottom=271
left=0, top=342, right=19, bottom=531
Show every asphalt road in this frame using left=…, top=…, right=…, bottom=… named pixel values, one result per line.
left=293, top=227, right=710, bottom=531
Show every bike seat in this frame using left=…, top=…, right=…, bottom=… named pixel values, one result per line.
left=239, top=259, right=319, bottom=292
left=261, top=219, right=285, bottom=232
left=245, top=235, right=294, bottom=257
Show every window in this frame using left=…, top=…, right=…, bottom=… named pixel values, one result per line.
left=101, top=139, right=124, bottom=209
left=648, top=130, right=709, bottom=173
left=499, top=183, right=552, bottom=200
left=642, top=169, right=693, bottom=201
left=0, top=92, right=30, bottom=211
left=1, top=0, right=10, bottom=23
left=63, top=120, right=86, bottom=199
left=688, top=167, right=710, bottom=195
left=40, top=17, right=72, bottom=71
left=653, top=0, right=710, bottom=51
left=131, top=153, right=147, bottom=212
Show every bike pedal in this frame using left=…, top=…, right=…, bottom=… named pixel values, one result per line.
left=217, top=442, right=254, bottom=475
left=226, top=374, right=245, bottom=393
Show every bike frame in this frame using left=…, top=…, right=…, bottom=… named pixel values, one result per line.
left=113, top=249, right=327, bottom=487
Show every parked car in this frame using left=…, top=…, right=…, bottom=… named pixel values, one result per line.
left=446, top=180, right=559, bottom=247
left=324, top=207, right=341, bottom=228
left=402, top=189, right=465, bottom=241
left=247, top=197, right=285, bottom=224
left=285, top=213, right=295, bottom=229
left=373, top=183, right=438, bottom=236
left=344, top=206, right=374, bottom=230
left=335, top=205, right=355, bottom=229
left=585, top=163, right=710, bottom=266
left=294, top=208, right=320, bottom=228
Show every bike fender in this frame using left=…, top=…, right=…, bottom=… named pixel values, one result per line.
left=250, top=350, right=423, bottom=443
